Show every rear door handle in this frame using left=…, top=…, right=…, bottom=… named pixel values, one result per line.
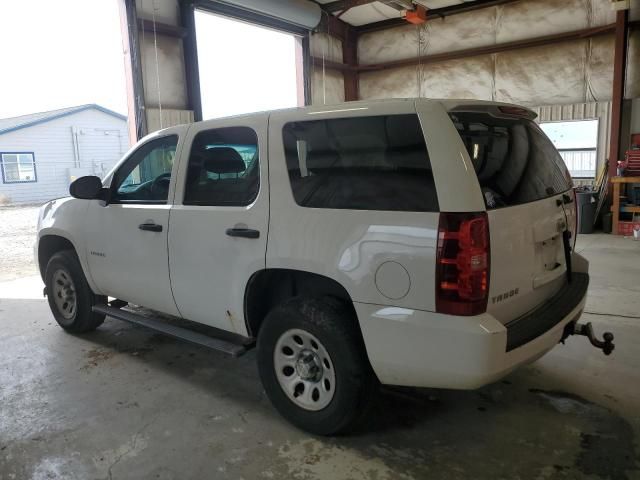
left=226, top=227, right=260, bottom=239
left=139, top=223, right=163, bottom=232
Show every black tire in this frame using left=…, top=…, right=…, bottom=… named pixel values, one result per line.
left=45, top=250, right=106, bottom=333
left=257, top=296, right=376, bottom=435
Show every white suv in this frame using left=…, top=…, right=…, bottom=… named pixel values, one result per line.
left=36, top=98, right=613, bottom=435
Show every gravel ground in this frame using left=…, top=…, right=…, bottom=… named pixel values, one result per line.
left=0, top=205, right=40, bottom=282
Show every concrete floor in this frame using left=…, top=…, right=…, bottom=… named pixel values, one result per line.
left=1, top=234, right=639, bottom=480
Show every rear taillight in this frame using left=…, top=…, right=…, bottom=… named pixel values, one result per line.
left=436, top=212, right=490, bottom=316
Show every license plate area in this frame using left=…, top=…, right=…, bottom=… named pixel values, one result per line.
left=540, top=234, right=562, bottom=271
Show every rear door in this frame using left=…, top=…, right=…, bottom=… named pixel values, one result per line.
left=168, top=115, right=268, bottom=334
left=448, top=107, right=576, bottom=324
left=267, top=102, right=442, bottom=311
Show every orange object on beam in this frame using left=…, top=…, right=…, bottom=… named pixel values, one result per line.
left=405, top=5, right=427, bottom=24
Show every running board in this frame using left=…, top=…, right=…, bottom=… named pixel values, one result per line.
left=92, top=305, right=253, bottom=357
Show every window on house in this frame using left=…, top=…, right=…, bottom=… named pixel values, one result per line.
left=1, top=153, right=37, bottom=183
left=539, top=120, right=598, bottom=178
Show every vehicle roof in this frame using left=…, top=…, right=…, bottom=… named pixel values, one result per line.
left=154, top=98, right=536, bottom=136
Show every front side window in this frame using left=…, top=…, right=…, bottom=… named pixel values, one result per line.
left=1, top=153, right=36, bottom=183
left=282, top=114, right=438, bottom=212
left=183, top=127, right=259, bottom=206
left=111, top=135, right=178, bottom=203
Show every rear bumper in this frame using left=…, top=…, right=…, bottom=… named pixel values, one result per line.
left=354, top=273, right=588, bottom=390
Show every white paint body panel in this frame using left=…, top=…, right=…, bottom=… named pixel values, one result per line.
left=81, top=125, right=189, bottom=316
left=354, top=262, right=587, bottom=389
left=36, top=98, right=589, bottom=390
left=36, top=197, right=97, bottom=289
left=267, top=100, right=440, bottom=311
left=84, top=203, right=179, bottom=315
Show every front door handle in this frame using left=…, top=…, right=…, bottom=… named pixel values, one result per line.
left=226, top=227, right=259, bottom=239
left=139, top=223, right=163, bottom=232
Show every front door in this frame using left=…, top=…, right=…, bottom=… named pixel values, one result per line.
left=84, top=132, right=182, bottom=316
left=168, top=115, right=269, bottom=334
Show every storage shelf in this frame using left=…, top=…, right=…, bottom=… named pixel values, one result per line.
left=611, top=176, right=640, bottom=183
left=611, top=177, right=640, bottom=234
left=620, top=206, right=640, bottom=213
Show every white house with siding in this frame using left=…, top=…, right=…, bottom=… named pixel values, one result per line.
left=0, top=104, right=129, bottom=204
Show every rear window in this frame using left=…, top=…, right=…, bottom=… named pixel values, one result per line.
left=282, top=114, right=438, bottom=212
left=449, top=111, right=573, bottom=209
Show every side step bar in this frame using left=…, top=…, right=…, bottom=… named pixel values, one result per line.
left=92, top=305, right=253, bottom=357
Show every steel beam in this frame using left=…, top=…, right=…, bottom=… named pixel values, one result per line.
left=118, top=0, right=147, bottom=141
left=311, top=56, right=353, bottom=71
left=138, top=18, right=188, bottom=38
left=316, top=4, right=360, bottom=101
left=180, top=1, right=203, bottom=122
left=609, top=9, right=629, bottom=180
left=343, top=26, right=359, bottom=100
left=317, top=8, right=350, bottom=41
left=323, top=0, right=378, bottom=14
left=295, top=36, right=312, bottom=106
left=311, top=22, right=621, bottom=73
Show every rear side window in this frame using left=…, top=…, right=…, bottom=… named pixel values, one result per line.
left=449, top=111, right=572, bottom=209
left=282, top=114, right=438, bottom=212
left=183, top=127, right=259, bottom=206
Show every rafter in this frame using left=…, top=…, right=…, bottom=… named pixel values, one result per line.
left=322, top=0, right=379, bottom=14
left=356, top=0, right=523, bottom=33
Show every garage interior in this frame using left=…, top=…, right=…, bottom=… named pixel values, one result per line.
left=2, top=0, right=640, bottom=478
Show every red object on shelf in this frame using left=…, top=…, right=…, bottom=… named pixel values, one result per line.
left=626, top=149, right=640, bottom=175
left=631, top=133, right=640, bottom=148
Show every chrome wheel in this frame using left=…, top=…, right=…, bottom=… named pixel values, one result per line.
left=52, top=269, right=77, bottom=320
left=274, top=328, right=336, bottom=411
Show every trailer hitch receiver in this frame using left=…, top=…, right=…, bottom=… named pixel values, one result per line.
left=569, top=322, right=615, bottom=355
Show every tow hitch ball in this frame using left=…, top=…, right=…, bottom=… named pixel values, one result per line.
left=565, top=322, right=615, bottom=355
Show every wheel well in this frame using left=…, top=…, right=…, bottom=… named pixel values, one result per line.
left=244, top=269, right=355, bottom=337
left=38, top=235, right=75, bottom=280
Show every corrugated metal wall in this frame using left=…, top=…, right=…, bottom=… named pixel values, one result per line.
left=558, top=150, right=598, bottom=178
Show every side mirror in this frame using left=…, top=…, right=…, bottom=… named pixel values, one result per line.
left=69, top=176, right=105, bottom=200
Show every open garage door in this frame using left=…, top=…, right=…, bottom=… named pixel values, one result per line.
left=195, top=10, right=303, bottom=119
left=192, top=0, right=320, bottom=119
